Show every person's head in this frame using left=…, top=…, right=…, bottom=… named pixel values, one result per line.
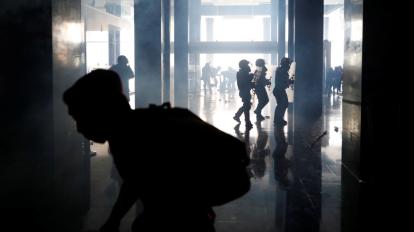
left=239, top=59, right=251, bottom=72
left=255, top=59, right=266, bottom=68
left=63, top=69, right=131, bottom=143
left=280, top=57, right=291, bottom=68
left=117, top=55, right=129, bottom=65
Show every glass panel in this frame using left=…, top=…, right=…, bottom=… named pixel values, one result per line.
left=200, top=16, right=271, bottom=41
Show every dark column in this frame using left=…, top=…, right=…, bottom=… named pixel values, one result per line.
left=293, top=0, right=323, bottom=120
left=288, top=0, right=295, bottom=59
left=162, top=0, right=170, bottom=102
left=278, top=0, right=286, bottom=61
left=189, top=0, right=201, bottom=92
left=0, top=0, right=86, bottom=230
left=174, top=0, right=189, bottom=107
left=135, top=0, right=162, bottom=107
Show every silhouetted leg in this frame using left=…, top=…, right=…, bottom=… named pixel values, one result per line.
left=241, top=97, right=252, bottom=127
left=234, top=106, right=244, bottom=121
left=255, top=93, right=269, bottom=120
left=101, top=182, right=139, bottom=232
left=243, top=100, right=252, bottom=124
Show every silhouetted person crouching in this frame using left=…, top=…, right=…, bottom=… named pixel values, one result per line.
left=63, top=69, right=250, bottom=232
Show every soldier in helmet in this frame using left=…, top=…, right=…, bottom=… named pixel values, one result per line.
left=273, top=57, right=294, bottom=127
left=233, top=59, right=254, bottom=129
left=253, top=59, right=271, bottom=121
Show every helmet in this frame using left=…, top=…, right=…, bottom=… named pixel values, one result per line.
left=280, top=57, right=291, bottom=66
left=117, top=55, right=128, bottom=65
left=255, top=58, right=265, bottom=67
left=239, top=59, right=250, bottom=69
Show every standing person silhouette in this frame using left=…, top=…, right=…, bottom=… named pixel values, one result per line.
left=273, top=57, right=294, bottom=127
left=63, top=69, right=250, bottom=232
left=233, top=59, right=254, bottom=129
left=109, top=55, right=134, bottom=101
left=201, top=62, right=213, bottom=91
left=253, top=59, right=271, bottom=121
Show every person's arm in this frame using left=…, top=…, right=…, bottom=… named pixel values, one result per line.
left=100, top=181, right=139, bottom=232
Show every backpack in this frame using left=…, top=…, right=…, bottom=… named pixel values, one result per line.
left=147, top=103, right=251, bottom=206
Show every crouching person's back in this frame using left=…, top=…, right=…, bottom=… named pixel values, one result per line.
left=63, top=69, right=250, bottom=232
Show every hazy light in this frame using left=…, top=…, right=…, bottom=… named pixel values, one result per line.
left=86, top=31, right=109, bottom=71
left=351, top=20, right=362, bottom=42
left=201, top=16, right=266, bottom=42
left=326, top=7, right=345, bottom=67
left=63, top=22, right=83, bottom=44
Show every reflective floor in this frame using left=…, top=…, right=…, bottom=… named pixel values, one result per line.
left=83, top=87, right=343, bottom=232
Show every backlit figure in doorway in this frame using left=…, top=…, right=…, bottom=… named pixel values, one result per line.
left=109, top=55, right=134, bottom=101
left=201, top=62, right=213, bottom=91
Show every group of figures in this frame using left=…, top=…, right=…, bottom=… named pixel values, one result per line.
left=201, top=63, right=237, bottom=92
left=233, top=57, right=294, bottom=129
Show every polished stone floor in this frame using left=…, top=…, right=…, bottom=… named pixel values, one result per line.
left=82, top=87, right=343, bottom=232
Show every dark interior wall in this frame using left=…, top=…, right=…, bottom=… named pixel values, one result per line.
left=0, top=0, right=54, bottom=218
left=0, top=0, right=86, bottom=230
left=342, top=0, right=400, bottom=231
left=52, top=0, right=88, bottom=227
left=360, top=0, right=401, bottom=230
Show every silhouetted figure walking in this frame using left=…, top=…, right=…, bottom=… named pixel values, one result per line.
left=63, top=69, right=250, bottom=232
left=273, top=57, right=293, bottom=127
left=201, top=62, right=213, bottom=91
left=253, top=59, right=271, bottom=121
left=233, top=59, right=254, bottom=129
left=109, top=55, right=134, bottom=101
